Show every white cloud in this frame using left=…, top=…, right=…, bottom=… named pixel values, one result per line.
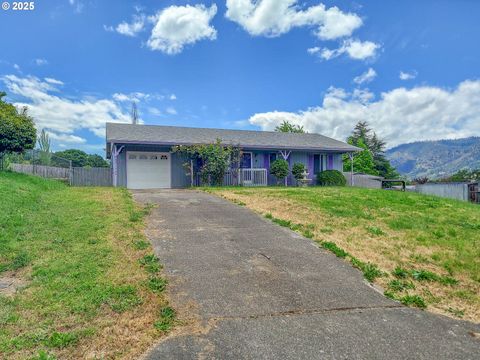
left=2, top=75, right=131, bottom=140
left=307, top=47, right=320, bottom=55
left=147, top=4, right=217, bottom=55
left=353, top=68, right=377, bottom=85
left=399, top=70, right=417, bottom=81
left=115, top=14, right=145, bottom=37
left=316, top=39, right=380, bottom=60
left=225, top=0, right=362, bottom=39
left=169, top=94, right=177, bottom=100
left=248, top=80, right=480, bottom=147
left=68, top=0, right=84, bottom=13
left=44, top=77, right=64, bottom=86
left=34, top=58, right=48, bottom=66
left=148, top=107, right=162, bottom=116
left=13, top=64, right=21, bottom=71
left=166, top=107, right=177, bottom=115
left=112, top=92, right=149, bottom=102
left=47, top=131, right=86, bottom=144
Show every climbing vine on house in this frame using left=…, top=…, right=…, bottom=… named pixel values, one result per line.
left=173, top=139, right=242, bottom=186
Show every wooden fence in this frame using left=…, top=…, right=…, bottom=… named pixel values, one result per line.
left=10, top=163, right=112, bottom=187
left=415, top=182, right=478, bottom=202
left=10, top=163, right=70, bottom=179
left=71, top=167, right=112, bottom=187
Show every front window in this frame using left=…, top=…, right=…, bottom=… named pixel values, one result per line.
left=269, top=152, right=277, bottom=166
left=240, top=152, right=252, bottom=169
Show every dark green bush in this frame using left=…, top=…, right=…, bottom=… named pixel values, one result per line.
left=317, top=170, right=346, bottom=186
left=292, top=162, right=306, bottom=182
left=270, top=159, right=289, bottom=185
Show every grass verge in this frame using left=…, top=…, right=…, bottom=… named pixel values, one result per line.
left=206, top=186, right=480, bottom=322
left=0, top=172, right=172, bottom=359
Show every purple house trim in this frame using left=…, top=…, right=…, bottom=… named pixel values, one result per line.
left=308, top=154, right=314, bottom=177
left=264, top=153, right=269, bottom=170
left=327, top=154, right=334, bottom=170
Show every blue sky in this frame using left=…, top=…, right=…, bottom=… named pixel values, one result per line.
left=1, top=0, right=480, bottom=155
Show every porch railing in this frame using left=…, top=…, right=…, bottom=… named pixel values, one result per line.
left=194, top=168, right=268, bottom=187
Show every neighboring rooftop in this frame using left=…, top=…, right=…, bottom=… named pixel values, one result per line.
left=106, top=123, right=359, bottom=153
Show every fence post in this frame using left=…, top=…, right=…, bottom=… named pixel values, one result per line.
left=69, top=161, right=73, bottom=186
left=32, top=149, right=36, bottom=175
left=190, top=160, right=194, bottom=187
left=348, top=153, right=354, bottom=186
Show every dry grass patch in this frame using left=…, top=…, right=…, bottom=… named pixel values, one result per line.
left=207, top=187, right=480, bottom=322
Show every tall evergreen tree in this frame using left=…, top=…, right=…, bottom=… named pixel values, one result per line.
left=346, top=121, right=399, bottom=178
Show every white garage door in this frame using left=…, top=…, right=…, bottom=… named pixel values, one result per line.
left=126, top=152, right=171, bottom=189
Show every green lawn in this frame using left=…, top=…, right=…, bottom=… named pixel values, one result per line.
left=208, top=186, right=480, bottom=322
left=0, top=172, right=172, bottom=359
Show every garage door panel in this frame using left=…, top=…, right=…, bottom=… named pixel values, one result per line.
left=127, top=152, right=171, bottom=189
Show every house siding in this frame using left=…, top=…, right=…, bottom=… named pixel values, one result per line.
left=114, top=144, right=345, bottom=188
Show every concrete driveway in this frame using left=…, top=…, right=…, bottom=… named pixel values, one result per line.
left=133, top=190, right=480, bottom=360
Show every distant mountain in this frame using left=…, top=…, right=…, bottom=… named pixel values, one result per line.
left=386, top=137, right=480, bottom=179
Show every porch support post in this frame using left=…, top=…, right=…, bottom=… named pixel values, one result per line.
left=279, top=150, right=291, bottom=186
left=111, top=144, right=124, bottom=187
left=348, top=152, right=354, bottom=186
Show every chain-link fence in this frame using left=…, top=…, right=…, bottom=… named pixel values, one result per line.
left=3, top=149, right=71, bottom=180
left=3, top=149, right=113, bottom=187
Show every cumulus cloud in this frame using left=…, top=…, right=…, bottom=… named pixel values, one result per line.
left=166, top=107, right=177, bottom=115
left=112, top=92, right=150, bottom=102
left=115, top=14, right=145, bottom=37
left=47, top=131, right=86, bottom=144
left=225, top=0, right=362, bottom=39
left=399, top=70, right=417, bottom=80
left=34, top=58, right=48, bottom=66
left=2, top=75, right=131, bottom=139
left=147, top=4, right=217, bottom=55
left=314, top=39, right=380, bottom=60
left=353, top=68, right=377, bottom=84
left=44, top=77, right=64, bottom=86
left=248, top=80, right=480, bottom=147
left=68, top=0, right=84, bottom=13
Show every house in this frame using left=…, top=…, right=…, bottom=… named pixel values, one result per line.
left=106, top=123, right=359, bottom=189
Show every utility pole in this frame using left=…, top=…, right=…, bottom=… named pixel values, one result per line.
left=131, top=102, right=138, bottom=125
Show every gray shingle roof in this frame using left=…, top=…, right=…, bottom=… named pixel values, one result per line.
left=106, top=123, right=359, bottom=152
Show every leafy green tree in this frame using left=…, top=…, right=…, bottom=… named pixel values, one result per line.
left=292, top=162, right=306, bottom=183
left=37, top=129, right=51, bottom=153
left=86, top=154, right=109, bottom=168
left=0, top=92, right=36, bottom=168
left=37, top=129, right=52, bottom=165
left=343, top=139, right=378, bottom=175
left=173, top=139, right=241, bottom=186
left=445, top=169, right=480, bottom=182
left=347, top=121, right=398, bottom=178
left=275, top=120, right=306, bottom=133
left=54, top=149, right=89, bottom=167
left=270, top=159, right=290, bottom=185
